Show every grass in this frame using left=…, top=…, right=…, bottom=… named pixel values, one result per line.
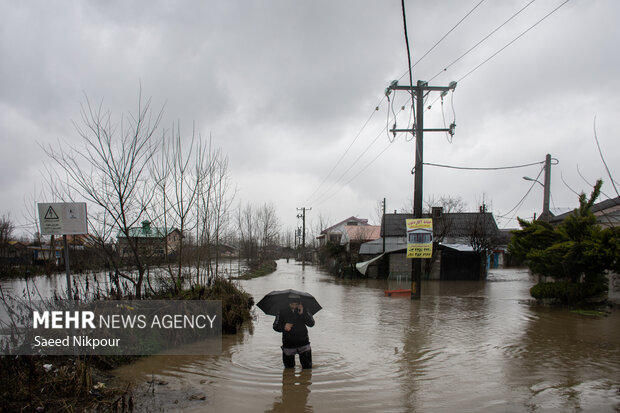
left=232, top=260, right=277, bottom=280
left=570, top=309, right=608, bottom=317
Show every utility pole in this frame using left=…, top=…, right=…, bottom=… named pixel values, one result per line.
left=523, top=154, right=554, bottom=222
left=296, top=207, right=311, bottom=264
left=381, top=198, right=388, bottom=278
left=387, top=80, right=457, bottom=300
left=542, top=153, right=552, bottom=222
left=382, top=198, right=386, bottom=254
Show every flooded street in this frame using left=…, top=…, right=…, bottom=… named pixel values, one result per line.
left=108, top=260, right=620, bottom=412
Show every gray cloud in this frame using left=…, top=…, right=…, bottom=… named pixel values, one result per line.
left=0, top=0, right=619, bottom=235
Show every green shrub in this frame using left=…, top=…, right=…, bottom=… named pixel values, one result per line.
left=205, top=277, right=254, bottom=334
left=155, top=276, right=254, bottom=334
left=530, top=281, right=608, bottom=305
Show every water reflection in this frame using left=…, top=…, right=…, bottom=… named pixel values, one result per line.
left=266, top=369, right=313, bottom=413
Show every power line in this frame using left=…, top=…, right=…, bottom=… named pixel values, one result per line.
left=497, top=164, right=545, bottom=227
left=314, top=141, right=395, bottom=208
left=424, top=160, right=544, bottom=171
left=424, top=0, right=570, bottom=113
left=306, top=1, right=490, bottom=206
left=429, top=0, right=538, bottom=83
left=397, top=0, right=487, bottom=82
left=312, top=109, right=403, bottom=206
left=304, top=105, right=381, bottom=203
left=344, top=142, right=393, bottom=187
left=458, top=0, right=570, bottom=83
left=307, top=0, right=568, bottom=210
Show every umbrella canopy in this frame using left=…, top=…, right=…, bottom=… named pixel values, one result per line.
left=257, top=289, right=322, bottom=316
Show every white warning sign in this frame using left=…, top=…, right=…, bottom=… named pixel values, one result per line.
left=38, top=203, right=88, bottom=235
left=44, top=206, right=59, bottom=220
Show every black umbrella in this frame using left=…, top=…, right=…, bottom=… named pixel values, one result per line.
left=256, top=289, right=322, bottom=316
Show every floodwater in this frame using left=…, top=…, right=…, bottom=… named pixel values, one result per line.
left=109, top=260, right=620, bottom=412
left=0, top=258, right=247, bottom=304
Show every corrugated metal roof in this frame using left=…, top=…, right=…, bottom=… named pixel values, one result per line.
left=440, top=243, right=474, bottom=252
left=381, top=212, right=499, bottom=238
left=359, top=238, right=407, bottom=255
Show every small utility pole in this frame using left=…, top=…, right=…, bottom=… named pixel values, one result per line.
left=382, top=198, right=386, bottom=254
left=524, top=154, right=554, bottom=222
left=542, top=153, right=552, bottom=222
left=296, top=207, right=311, bottom=264
left=387, top=80, right=457, bottom=300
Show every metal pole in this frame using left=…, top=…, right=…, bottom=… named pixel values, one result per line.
left=63, top=234, right=72, bottom=300
left=302, top=208, right=306, bottom=264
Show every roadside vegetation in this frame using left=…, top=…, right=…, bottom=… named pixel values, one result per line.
left=509, top=180, right=620, bottom=306
left=232, top=259, right=277, bottom=280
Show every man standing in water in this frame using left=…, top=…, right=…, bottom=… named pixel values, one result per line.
left=273, top=293, right=315, bottom=369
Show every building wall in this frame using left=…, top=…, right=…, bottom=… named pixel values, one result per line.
left=608, top=272, right=620, bottom=304
left=389, top=253, right=411, bottom=278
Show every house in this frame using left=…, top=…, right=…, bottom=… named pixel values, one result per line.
left=317, top=216, right=379, bottom=251
left=342, top=225, right=381, bottom=253
left=24, top=235, right=99, bottom=267
left=0, top=240, right=31, bottom=266
left=218, top=243, right=238, bottom=258
left=116, top=221, right=182, bottom=258
left=549, top=196, right=620, bottom=228
left=359, top=208, right=502, bottom=279
left=29, top=243, right=64, bottom=266
left=316, top=216, right=381, bottom=275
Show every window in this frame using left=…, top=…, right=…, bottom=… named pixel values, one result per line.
left=329, top=234, right=341, bottom=243
left=408, top=230, right=433, bottom=244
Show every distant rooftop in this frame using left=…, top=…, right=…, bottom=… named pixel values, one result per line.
left=117, top=221, right=177, bottom=238
left=381, top=212, right=499, bottom=238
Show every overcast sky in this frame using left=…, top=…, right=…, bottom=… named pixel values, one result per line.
left=1, top=0, right=619, bottom=238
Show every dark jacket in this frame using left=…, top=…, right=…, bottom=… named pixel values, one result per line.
left=273, top=307, right=315, bottom=348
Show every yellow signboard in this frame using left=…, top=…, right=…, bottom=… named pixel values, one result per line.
left=406, top=218, right=433, bottom=259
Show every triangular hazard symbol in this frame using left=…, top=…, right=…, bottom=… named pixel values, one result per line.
left=44, top=206, right=59, bottom=220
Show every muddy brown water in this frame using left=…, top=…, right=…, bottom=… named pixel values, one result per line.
left=3, top=260, right=619, bottom=411
left=107, top=260, right=620, bottom=412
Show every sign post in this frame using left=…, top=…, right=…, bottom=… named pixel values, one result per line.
left=38, top=203, right=88, bottom=299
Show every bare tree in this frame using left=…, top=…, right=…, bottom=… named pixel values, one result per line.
left=0, top=215, right=14, bottom=244
left=282, top=226, right=295, bottom=249
left=43, top=90, right=163, bottom=298
left=195, top=138, right=234, bottom=283
left=237, top=203, right=258, bottom=267
left=151, top=122, right=203, bottom=291
left=373, top=200, right=385, bottom=226
left=310, top=214, right=332, bottom=249
left=425, top=194, right=466, bottom=213
left=467, top=212, right=499, bottom=254
left=236, top=202, right=279, bottom=267
left=257, top=202, right=280, bottom=259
